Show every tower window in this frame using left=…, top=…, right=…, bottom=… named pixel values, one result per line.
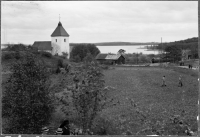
left=64, top=39, right=66, bottom=42
left=56, top=39, right=57, bottom=42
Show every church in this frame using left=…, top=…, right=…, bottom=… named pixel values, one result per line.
left=32, top=21, right=70, bottom=58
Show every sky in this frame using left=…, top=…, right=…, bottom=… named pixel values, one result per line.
left=1, top=1, right=198, bottom=45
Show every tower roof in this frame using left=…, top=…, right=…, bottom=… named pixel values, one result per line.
left=51, top=22, right=69, bottom=37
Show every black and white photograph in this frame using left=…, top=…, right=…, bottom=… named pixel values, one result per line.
left=1, top=1, right=199, bottom=136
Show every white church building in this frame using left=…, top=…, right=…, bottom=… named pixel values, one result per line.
left=32, top=21, right=70, bottom=58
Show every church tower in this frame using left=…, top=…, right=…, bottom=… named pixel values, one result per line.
left=51, top=21, right=70, bottom=58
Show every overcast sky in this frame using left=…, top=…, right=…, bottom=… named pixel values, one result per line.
left=1, top=1, right=198, bottom=45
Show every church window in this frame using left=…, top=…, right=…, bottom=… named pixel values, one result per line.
left=56, top=39, right=57, bottom=42
left=64, top=39, right=66, bottom=42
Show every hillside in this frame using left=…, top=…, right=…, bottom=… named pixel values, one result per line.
left=157, top=37, right=198, bottom=49
left=156, top=37, right=198, bottom=59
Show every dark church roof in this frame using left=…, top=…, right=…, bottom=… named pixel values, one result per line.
left=51, top=22, right=69, bottom=37
left=32, top=41, right=52, bottom=50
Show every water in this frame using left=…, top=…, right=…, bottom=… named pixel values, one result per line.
left=97, top=45, right=159, bottom=55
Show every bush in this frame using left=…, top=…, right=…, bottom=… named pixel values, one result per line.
left=14, top=51, right=21, bottom=59
left=2, top=51, right=36, bottom=61
left=73, top=55, right=81, bottom=63
left=56, top=67, right=61, bottom=74
left=2, top=52, right=14, bottom=60
left=57, top=59, right=64, bottom=68
left=2, top=55, right=54, bottom=134
left=40, top=51, right=52, bottom=58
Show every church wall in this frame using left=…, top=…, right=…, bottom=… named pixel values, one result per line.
left=51, top=37, right=70, bottom=59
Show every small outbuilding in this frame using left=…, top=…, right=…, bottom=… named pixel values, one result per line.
left=95, top=53, right=125, bottom=64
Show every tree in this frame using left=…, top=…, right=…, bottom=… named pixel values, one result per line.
left=118, top=49, right=126, bottom=55
left=68, top=62, right=114, bottom=133
left=57, top=62, right=115, bottom=134
left=70, top=44, right=100, bottom=61
left=165, top=46, right=181, bottom=63
left=2, top=55, right=54, bottom=134
left=83, top=53, right=95, bottom=63
left=139, top=55, right=150, bottom=63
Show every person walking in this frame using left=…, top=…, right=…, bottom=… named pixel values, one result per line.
left=178, top=75, right=183, bottom=87
left=161, top=76, right=166, bottom=87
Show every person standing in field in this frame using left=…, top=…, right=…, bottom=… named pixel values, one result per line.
left=162, top=76, right=166, bottom=87
left=178, top=75, right=183, bottom=87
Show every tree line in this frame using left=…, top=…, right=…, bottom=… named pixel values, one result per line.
left=156, top=37, right=198, bottom=62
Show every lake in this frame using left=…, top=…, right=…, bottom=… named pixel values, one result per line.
left=97, top=45, right=160, bottom=55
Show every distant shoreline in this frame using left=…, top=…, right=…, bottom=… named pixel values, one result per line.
left=70, top=42, right=160, bottom=46
left=95, top=42, right=160, bottom=46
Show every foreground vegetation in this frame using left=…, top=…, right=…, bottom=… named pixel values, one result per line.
left=2, top=55, right=55, bottom=134
left=2, top=43, right=198, bottom=135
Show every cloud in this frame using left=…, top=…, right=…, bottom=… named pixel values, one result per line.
left=1, top=1, right=198, bottom=44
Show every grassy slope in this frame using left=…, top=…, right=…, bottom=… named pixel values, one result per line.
left=102, top=66, right=198, bottom=133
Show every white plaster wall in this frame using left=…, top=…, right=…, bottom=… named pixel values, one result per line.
left=51, top=37, right=70, bottom=58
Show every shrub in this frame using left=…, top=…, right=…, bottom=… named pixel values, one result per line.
left=2, top=52, right=14, bottom=60
left=2, top=55, right=54, bottom=134
left=40, top=51, right=52, bottom=58
left=73, top=55, right=81, bottom=63
left=14, top=51, right=21, bottom=59
left=56, top=67, right=61, bottom=74
left=57, top=59, right=64, bottom=68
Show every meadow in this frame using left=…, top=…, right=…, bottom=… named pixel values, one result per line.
left=98, top=66, right=198, bottom=134
left=2, top=61, right=198, bottom=135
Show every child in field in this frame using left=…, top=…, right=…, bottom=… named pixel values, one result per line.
left=161, top=76, right=166, bottom=87
left=178, top=75, right=183, bottom=87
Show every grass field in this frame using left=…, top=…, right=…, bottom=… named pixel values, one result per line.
left=99, top=66, right=198, bottom=134
left=2, top=65, right=198, bottom=135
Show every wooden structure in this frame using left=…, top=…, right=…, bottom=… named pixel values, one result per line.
left=95, top=53, right=126, bottom=64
